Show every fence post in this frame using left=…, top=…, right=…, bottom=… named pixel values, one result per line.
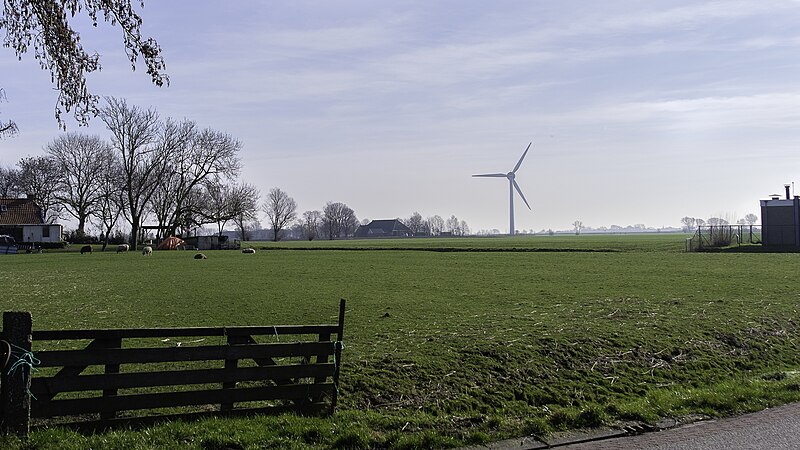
left=99, top=337, right=122, bottom=421
left=221, top=332, right=247, bottom=412
left=331, top=299, right=346, bottom=414
left=1, top=311, right=32, bottom=436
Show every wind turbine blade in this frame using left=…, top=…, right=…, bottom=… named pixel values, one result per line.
left=513, top=180, right=531, bottom=210
left=472, top=173, right=507, bottom=177
left=512, top=142, right=532, bottom=173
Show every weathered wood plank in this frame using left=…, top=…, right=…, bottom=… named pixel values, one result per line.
left=31, top=383, right=335, bottom=418
left=37, top=339, right=108, bottom=402
left=99, top=338, right=122, bottom=420
left=33, top=325, right=339, bottom=341
left=36, top=342, right=336, bottom=367
left=222, top=334, right=246, bottom=411
left=332, top=299, right=346, bottom=413
left=30, top=364, right=336, bottom=396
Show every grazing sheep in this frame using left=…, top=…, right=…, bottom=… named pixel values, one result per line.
left=194, top=253, right=207, bottom=259
left=80, top=245, right=92, bottom=255
left=242, top=248, right=256, bottom=254
left=116, top=244, right=130, bottom=253
left=142, top=246, right=153, bottom=256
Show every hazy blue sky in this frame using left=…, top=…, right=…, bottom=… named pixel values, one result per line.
left=3, top=1, right=800, bottom=233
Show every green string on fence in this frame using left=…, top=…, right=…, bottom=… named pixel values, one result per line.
left=6, top=342, right=40, bottom=400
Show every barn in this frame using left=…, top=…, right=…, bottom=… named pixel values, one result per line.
left=354, top=219, right=413, bottom=238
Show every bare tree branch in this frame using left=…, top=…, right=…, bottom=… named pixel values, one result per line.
left=1, top=0, right=168, bottom=128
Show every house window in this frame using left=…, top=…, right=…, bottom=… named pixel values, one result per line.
left=42, top=226, right=50, bottom=238
left=0, top=205, right=6, bottom=212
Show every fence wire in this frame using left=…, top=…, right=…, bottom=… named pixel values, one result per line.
left=685, top=225, right=761, bottom=252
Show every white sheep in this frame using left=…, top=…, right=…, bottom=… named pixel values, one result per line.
left=142, top=246, right=153, bottom=256
left=116, top=244, right=130, bottom=253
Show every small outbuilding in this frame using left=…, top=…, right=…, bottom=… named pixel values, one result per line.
left=182, top=235, right=240, bottom=250
left=0, top=195, right=62, bottom=245
left=354, top=219, right=413, bottom=238
left=760, top=185, right=800, bottom=248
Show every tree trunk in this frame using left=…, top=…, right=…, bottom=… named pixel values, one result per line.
left=130, top=215, right=140, bottom=250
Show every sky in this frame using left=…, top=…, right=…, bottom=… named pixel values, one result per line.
left=2, top=0, right=800, bottom=234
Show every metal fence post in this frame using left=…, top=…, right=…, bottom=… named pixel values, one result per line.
left=1, top=311, right=32, bottom=436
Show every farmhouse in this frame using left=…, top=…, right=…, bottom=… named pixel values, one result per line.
left=0, top=195, right=62, bottom=245
left=354, top=219, right=413, bottom=238
left=760, top=186, right=800, bottom=248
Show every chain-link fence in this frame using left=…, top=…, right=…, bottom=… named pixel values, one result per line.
left=685, top=225, right=761, bottom=251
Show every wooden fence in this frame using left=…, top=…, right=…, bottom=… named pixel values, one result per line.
left=0, top=300, right=345, bottom=436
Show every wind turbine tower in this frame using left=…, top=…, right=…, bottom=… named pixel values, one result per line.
left=472, top=142, right=532, bottom=236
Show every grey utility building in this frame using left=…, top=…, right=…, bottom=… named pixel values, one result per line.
left=760, top=185, right=800, bottom=248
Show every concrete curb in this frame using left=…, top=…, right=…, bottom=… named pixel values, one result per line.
left=458, top=427, right=627, bottom=450
left=456, top=415, right=712, bottom=450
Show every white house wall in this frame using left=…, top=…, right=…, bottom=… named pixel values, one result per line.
left=21, top=224, right=62, bottom=243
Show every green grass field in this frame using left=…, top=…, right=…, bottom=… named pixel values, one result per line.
left=1, top=234, right=799, bottom=449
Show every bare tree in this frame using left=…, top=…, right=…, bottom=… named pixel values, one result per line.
left=150, top=172, right=181, bottom=241
left=93, top=159, right=126, bottom=251
left=200, top=182, right=235, bottom=236
left=404, top=212, right=425, bottom=235
left=228, top=183, right=260, bottom=240
left=99, top=97, right=169, bottom=249
left=0, top=89, right=17, bottom=137
left=0, top=164, right=20, bottom=197
left=301, top=210, right=323, bottom=241
left=16, top=155, right=63, bottom=223
left=46, top=133, right=112, bottom=234
left=263, top=187, right=297, bottom=241
left=342, top=210, right=359, bottom=237
left=427, top=215, right=444, bottom=236
left=322, top=202, right=358, bottom=240
left=198, top=181, right=258, bottom=237
left=744, top=213, right=758, bottom=226
left=680, top=216, right=696, bottom=232
left=159, top=125, right=242, bottom=237
left=573, top=220, right=584, bottom=235
left=233, top=214, right=260, bottom=241
left=459, top=220, right=470, bottom=236
left=1, top=0, right=167, bottom=129
left=446, top=215, right=460, bottom=234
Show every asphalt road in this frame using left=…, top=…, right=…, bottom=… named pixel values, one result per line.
left=559, top=402, right=800, bottom=450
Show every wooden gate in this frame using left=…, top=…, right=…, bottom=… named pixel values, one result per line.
left=0, top=299, right=345, bottom=435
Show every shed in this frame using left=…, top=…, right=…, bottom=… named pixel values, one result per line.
left=182, top=235, right=240, bottom=250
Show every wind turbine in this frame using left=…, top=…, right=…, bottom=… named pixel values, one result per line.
left=472, top=142, right=532, bottom=236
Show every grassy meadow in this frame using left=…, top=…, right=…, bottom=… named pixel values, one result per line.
left=1, top=234, right=800, bottom=449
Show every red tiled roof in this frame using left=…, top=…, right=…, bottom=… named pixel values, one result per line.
left=0, top=197, right=44, bottom=225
